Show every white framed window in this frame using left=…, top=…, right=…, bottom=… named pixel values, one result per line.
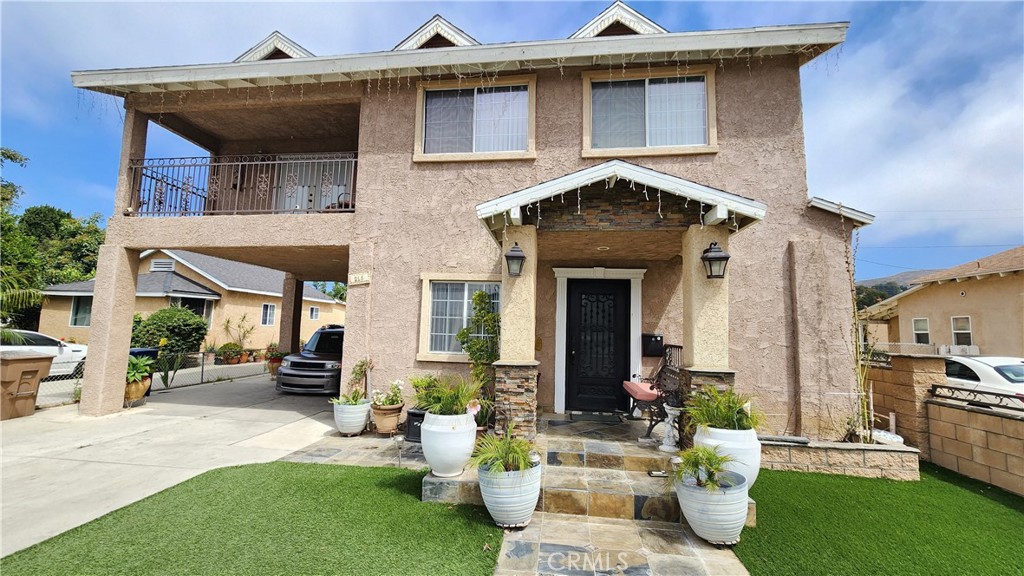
left=416, top=273, right=501, bottom=362
left=309, top=306, right=320, bottom=320
left=150, top=259, right=175, bottom=272
left=414, top=75, right=536, bottom=162
left=912, top=318, right=930, bottom=345
left=261, top=303, right=276, bottom=326
left=951, top=316, right=972, bottom=346
left=69, top=296, right=93, bottom=327
left=583, top=65, right=718, bottom=158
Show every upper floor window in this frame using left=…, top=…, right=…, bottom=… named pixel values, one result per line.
left=70, top=296, right=93, bottom=327
left=415, top=75, right=536, bottom=162
left=912, top=318, right=930, bottom=345
left=583, top=65, right=717, bottom=157
left=951, top=316, right=972, bottom=346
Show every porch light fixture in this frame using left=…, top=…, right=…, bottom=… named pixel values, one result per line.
left=505, top=242, right=527, bottom=277
left=700, top=242, right=730, bottom=279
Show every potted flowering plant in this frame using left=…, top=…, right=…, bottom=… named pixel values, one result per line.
left=265, top=344, right=285, bottom=378
left=414, top=374, right=481, bottom=477
left=330, top=387, right=371, bottom=436
left=371, top=380, right=405, bottom=434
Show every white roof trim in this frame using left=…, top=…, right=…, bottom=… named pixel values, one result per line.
left=42, top=289, right=220, bottom=300
left=234, top=31, right=314, bottom=63
left=475, top=159, right=766, bottom=230
left=393, top=15, right=480, bottom=50
left=72, top=22, right=847, bottom=95
left=808, top=197, right=875, bottom=226
left=570, top=1, right=668, bottom=39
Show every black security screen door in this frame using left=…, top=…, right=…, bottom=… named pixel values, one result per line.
left=566, top=279, right=630, bottom=412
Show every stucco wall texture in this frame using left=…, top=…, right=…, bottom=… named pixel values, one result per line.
left=95, top=56, right=858, bottom=437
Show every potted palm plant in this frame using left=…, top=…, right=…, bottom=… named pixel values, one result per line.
left=370, top=380, right=404, bottom=434
left=330, top=387, right=371, bottom=436
left=124, top=354, right=155, bottom=407
left=470, top=423, right=542, bottom=528
left=415, top=374, right=481, bottom=477
left=685, top=385, right=764, bottom=489
left=673, top=445, right=749, bottom=545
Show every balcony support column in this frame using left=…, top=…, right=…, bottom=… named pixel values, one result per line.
left=279, top=273, right=304, bottom=354
left=115, top=107, right=149, bottom=215
left=79, top=246, right=140, bottom=416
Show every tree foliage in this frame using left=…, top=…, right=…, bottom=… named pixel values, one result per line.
left=455, top=290, right=501, bottom=391
left=131, top=307, right=209, bottom=354
left=309, top=281, right=347, bottom=302
left=855, top=282, right=909, bottom=310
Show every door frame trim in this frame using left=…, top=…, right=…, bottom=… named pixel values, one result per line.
left=553, top=267, right=645, bottom=414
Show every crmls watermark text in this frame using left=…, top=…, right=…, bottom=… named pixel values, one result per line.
left=546, top=551, right=633, bottom=572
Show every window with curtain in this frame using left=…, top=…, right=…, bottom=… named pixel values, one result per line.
left=423, top=86, right=528, bottom=154
left=70, top=296, right=93, bottom=327
left=428, top=281, right=500, bottom=353
left=591, top=75, right=708, bottom=149
left=261, top=303, right=276, bottom=326
left=951, top=316, right=972, bottom=346
left=912, top=318, right=930, bottom=345
left=309, top=306, right=320, bottom=320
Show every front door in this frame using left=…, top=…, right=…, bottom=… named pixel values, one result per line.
left=566, top=279, right=630, bottom=412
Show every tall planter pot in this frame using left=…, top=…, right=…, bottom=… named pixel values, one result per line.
left=674, top=471, right=749, bottom=545
left=334, top=400, right=371, bottom=436
left=371, top=403, right=404, bottom=435
left=421, top=412, right=476, bottom=477
left=478, top=463, right=543, bottom=528
left=693, top=427, right=761, bottom=489
left=124, top=377, right=152, bottom=407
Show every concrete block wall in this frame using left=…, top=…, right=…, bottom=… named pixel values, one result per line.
left=761, top=441, right=920, bottom=480
left=926, top=401, right=1024, bottom=496
left=869, top=354, right=945, bottom=460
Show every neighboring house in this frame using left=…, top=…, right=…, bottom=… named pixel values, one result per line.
left=40, top=250, right=345, bottom=348
left=859, top=246, right=1024, bottom=357
left=70, top=2, right=871, bottom=440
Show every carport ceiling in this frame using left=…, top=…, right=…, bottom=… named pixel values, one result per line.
left=181, top=246, right=350, bottom=282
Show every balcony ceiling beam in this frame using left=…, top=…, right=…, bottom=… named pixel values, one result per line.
left=149, top=114, right=221, bottom=153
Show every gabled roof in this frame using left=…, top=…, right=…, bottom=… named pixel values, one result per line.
left=807, top=197, right=874, bottom=227
left=393, top=15, right=480, bottom=50
left=913, top=246, right=1024, bottom=285
left=138, top=250, right=338, bottom=303
left=233, top=31, right=314, bottom=62
left=569, top=1, right=668, bottom=39
left=475, top=159, right=766, bottom=233
left=44, top=272, right=221, bottom=300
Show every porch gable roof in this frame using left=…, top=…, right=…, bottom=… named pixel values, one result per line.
left=475, top=159, right=767, bottom=232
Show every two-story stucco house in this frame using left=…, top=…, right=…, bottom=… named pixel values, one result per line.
left=71, top=2, right=872, bottom=439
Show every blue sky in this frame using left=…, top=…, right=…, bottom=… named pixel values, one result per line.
left=2, top=1, right=1022, bottom=281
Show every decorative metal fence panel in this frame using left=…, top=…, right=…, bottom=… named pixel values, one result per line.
left=127, top=153, right=356, bottom=216
left=930, top=384, right=1024, bottom=413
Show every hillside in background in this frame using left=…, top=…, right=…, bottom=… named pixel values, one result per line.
left=857, top=270, right=938, bottom=288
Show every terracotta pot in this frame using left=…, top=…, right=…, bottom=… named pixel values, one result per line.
left=239, top=352, right=250, bottom=363
left=371, top=403, right=404, bottom=434
left=227, top=356, right=240, bottom=365
left=124, top=377, right=151, bottom=404
left=267, top=358, right=282, bottom=377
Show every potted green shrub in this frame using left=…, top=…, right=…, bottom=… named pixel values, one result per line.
left=415, top=374, right=481, bottom=477
left=673, top=445, right=749, bottom=545
left=124, top=354, right=155, bottom=407
left=218, top=342, right=242, bottom=365
left=330, top=387, right=371, bottom=436
left=470, top=423, right=542, bottom=528
left=685, top=385, right=764, bottom=488
left=370, top=380, right=405, bottom=434
left=265, top=347, right=285, bottom=378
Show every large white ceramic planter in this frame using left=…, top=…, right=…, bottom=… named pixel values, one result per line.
left=693, top=427, right=761, bottom=488
left=675, top=471, right=749, bottom=545
left=334, top=400, right=371, bottom=436
left=478, top=463, right=542, bottom=528
left=421, top=412, right=476, bottom=477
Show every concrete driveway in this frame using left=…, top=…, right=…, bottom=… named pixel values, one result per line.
left=0, top=375, right=335, bottom=556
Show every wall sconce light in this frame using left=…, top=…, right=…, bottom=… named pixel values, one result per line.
left=505, top=242, right=526, bottom=277
left=700, top=242, right=730, bottom=279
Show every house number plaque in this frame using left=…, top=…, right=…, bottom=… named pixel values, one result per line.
left=348, top=272, right=371, bottom=286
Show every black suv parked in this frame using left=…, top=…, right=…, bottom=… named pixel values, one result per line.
left=276, top=325, right=344, bottom=394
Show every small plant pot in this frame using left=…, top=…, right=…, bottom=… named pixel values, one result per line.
left=675, top=471, right=748, bottom=545
left=227, top=356, right=240, bottom=365
left=239, top=352, right=249, bottom=363
left=124, top=377, right=152, bottom=406
left=421, top=412, right=476, bottom=477
left=478, top=463, right=543, bottom=528
left=405, top=408, right=426, bottom=443
left=267, top=359, right=282, bottom=377
left=693, top=427, right=762, bottom=489
left=371, top=403, right=404, bottom=434
left=334, top=400, right=371, bottom=436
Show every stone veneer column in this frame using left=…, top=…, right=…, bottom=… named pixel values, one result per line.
left=680, top=226, right=730, bottom=370
left=79, top=246, right=140, bottom=416
left=494, top=225, right=539, bottom=438
left=278, top=273, right=304, bottom=354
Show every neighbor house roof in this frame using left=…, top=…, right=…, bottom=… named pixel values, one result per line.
left=43, top=272, right=221, bottom=300
left=807, top=197, right=874, bottom=227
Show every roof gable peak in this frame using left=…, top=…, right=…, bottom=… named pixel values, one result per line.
left=570, top=1, right=668, bottom=39
left=234, top=31, right=314, bottom=63
left=393, top=15, right=480, bottom=50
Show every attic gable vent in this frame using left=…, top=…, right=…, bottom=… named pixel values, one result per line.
left=150, top=259, right=176, bottom=272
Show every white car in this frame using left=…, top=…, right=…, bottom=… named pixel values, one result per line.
left=944, top=356, right=1024, bottom=400
left=0, top=330, right=88, bottom=378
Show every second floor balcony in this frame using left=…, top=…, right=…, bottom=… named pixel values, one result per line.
left=127, top=153, right=357, bottom=217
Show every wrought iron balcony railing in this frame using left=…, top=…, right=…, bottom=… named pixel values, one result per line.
left=126, top=153, right=356, bottom=216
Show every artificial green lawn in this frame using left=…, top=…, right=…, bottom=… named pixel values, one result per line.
left=1, top=463, right=501, bottom=576
left=733, top=463, right=1024, bottom=576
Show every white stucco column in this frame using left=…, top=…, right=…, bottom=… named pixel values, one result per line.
left=115, top=107, right=148, bottom=215
left=79, top=245, right=140, bottom=416
left=499, top=225, right=538, bottom=362
left=681, top=226, right=730, bottom=370
left=279, top=273, right=304, bottom=354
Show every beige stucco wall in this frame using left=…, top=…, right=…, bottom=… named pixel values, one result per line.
left=95, top=55, right=858, bottom=436
left=893, top=274, right=1024, bottom=357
